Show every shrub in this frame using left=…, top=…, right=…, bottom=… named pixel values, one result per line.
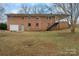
left=0, top=23, right=7, bottom=30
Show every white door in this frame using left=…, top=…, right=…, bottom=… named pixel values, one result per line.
left=10, top=25, right=19, bottom=31
left=20, top=25, right=24, bottom=31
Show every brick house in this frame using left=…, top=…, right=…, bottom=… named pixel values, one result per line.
left=7, top=14, right=69, bottom=31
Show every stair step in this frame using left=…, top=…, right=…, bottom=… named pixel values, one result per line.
left=47, top=22, right=59, bottom=31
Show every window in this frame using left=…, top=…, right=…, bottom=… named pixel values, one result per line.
left=22, top=17, right=24, bottom=19
left=48, top=23, right=50, bottom=26
left=47, top=16, right=52, bottom=20
left=36, top=23, right=39, bottom=27
left=36, top=17, right=39, bottom=20
left=28, top=16, right=31, bottom=19
left=36, top=17, right=39, bottom=22
left=49, top=17, right=51, bottom=19
left=28, top=23, right=31, bottom=27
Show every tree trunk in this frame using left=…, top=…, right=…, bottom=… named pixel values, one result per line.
left=71, top=21, right=76, bottom=33
left=71, top=25, right=75, bottom=33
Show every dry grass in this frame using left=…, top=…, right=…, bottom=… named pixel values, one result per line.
left=0, top=29, right=79, bottom=56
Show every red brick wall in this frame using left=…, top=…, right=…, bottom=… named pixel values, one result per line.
left=7, top=15, right=68, bottom=31
left=7, top=16, right=55, bottom=31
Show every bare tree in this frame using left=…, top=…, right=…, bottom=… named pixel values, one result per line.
left=32, top=5, right=46, bottom=14
left=19, top=4, right=51, bottom=14
left=56, top=3, right=79, bottom=33
left=19, top=4, right=31, bottom=14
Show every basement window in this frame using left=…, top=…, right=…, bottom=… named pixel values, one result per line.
left=36, top=23, right=39, bottom=27
left=28, top=23, right=31, bottom=27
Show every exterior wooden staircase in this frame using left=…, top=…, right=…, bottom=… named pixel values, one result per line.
left=46, top=22, right=59, bottom=31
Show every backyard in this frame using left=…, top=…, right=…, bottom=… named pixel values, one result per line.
left=0, top=28, right=79, bottom=56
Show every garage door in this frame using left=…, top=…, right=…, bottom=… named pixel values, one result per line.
left=10, top=25, right=19, bottom=31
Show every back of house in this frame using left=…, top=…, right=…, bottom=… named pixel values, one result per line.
left=7, top=14, right=69, bottom=31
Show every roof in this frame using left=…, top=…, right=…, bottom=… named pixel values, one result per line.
left=6, top=14, right=69, bottom=17
left=6, top=14, right=69, bottom=20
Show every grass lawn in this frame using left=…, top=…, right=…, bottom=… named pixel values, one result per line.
left=0, top=29, right=79, bottom=56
